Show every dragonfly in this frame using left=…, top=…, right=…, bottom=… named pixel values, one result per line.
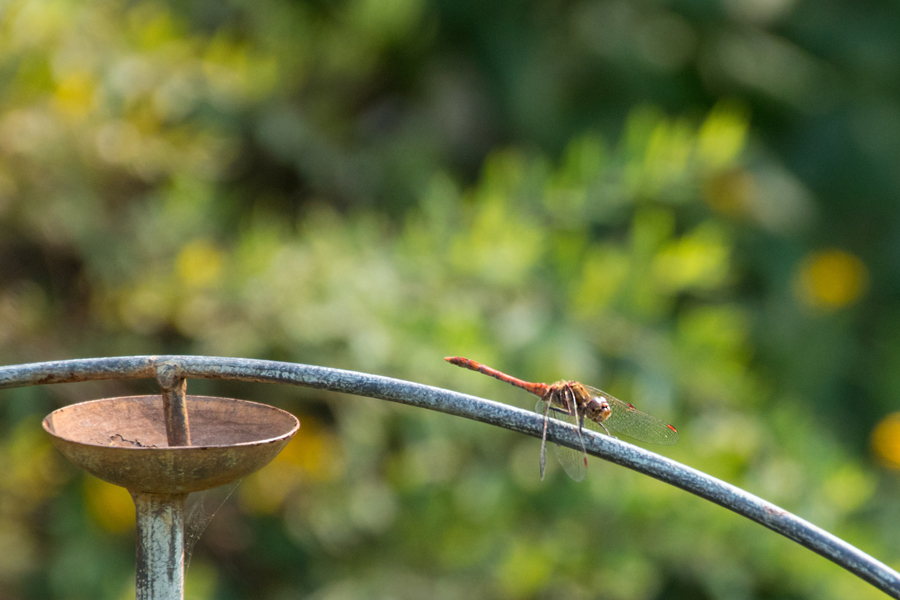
left=445, top=356, right=679, bottom=481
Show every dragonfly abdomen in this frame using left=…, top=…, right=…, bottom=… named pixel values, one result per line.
left=444, top=357, right=548, bottom=395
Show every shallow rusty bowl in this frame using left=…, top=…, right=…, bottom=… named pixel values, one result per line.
left=43, top=395, right=300, bottom=494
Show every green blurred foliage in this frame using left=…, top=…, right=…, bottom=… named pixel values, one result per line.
left=1, top=0, right=900, bottom=598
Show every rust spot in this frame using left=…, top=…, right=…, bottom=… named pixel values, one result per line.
left=109, top=433, right=156, bottom=448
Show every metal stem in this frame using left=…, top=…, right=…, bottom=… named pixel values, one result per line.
left=156, top=363, right=191, bottom=446
left=133, top=492, right=187, bottom=600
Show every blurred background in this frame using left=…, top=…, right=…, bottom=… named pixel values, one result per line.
left=1, top=0, right=899, bottom=598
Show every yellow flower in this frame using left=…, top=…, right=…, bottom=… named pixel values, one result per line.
left=176, top=240, right=224, bottom=288
left=872, top=412, right=900, bottom=470
left=794, top=248, right=868, bottom=311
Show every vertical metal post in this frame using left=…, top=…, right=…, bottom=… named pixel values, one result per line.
left=156, top=363, right=191, bottom=446
left=133, top=492, right=187, bottom=600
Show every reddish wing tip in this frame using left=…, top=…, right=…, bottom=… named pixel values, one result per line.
left=667, top=424, right=678, bottom=433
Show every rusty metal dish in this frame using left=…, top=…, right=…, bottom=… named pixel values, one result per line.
left=43, top=395, right=299, bottom=493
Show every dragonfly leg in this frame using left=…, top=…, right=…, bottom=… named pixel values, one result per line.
left=598, top=421, right=617, bottom=439
left=564, top=386, right=589, bottom=472
left=539, top=391, right=554, bottom=480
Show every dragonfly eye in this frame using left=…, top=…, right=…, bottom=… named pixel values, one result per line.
left=591, top=397, right=609, bottom=409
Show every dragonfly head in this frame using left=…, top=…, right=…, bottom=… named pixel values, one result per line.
left=584, top=396, right=611, bottom=423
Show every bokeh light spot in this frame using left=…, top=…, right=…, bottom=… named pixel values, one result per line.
left=84, top=477, right=135, bottom=534
left=177, top=240, right=224, bottom=288
left=698, top=101, right=750, bottom=168
left=822, top=465, right=875, bottom=512
left=652, top=222, right=731, bottom=293
left=794, top=248, right=868, bottom=311
left=239, top=417, right=343, bottom=515
left=54, top=73, right=96, bottom=120
left=497, top=540, right=552, bottom=598
left=871, top=412, right=900, bottom=470
left=704, top=168, right=755, bottom=217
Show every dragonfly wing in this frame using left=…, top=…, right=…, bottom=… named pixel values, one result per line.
left=535, top=397, right=588, bottom=482
left=584, top=386, right=679, bottom=445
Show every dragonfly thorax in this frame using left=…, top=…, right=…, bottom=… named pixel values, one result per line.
left=560, top=381, right=612, bottom=424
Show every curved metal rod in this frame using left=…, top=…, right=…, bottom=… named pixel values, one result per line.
left=1, top=355, right=898, bottom=598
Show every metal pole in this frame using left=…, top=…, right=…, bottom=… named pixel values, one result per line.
left=133, top=492, right=187, bottom=600
left=156, top=363, right=191, bottom=447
